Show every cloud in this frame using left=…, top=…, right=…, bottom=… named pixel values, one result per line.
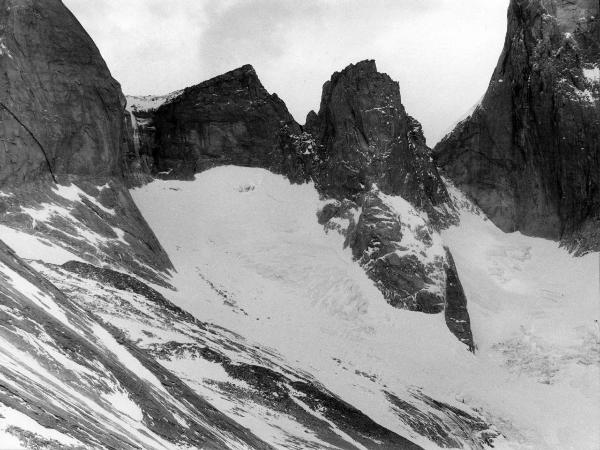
left=63, top=0, right=509, bottom=144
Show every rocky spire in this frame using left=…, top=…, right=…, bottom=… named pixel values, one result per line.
left=306, top=60, right=450, bottom=217
left=309, top=61, right=472, bottom=348
left=435, top=0, right=600, bottom=254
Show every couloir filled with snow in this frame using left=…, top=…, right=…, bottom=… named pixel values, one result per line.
left=132, top=166, right=600, bottom=450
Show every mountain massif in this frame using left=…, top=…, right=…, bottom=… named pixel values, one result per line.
left=129, top=60, right=474, bottom=349
left=0, top=0, right=598, bottom=448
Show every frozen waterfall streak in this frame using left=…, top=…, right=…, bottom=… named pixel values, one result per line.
left=0, top=101, right=57, bottom=183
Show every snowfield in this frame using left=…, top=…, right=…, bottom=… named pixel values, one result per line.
left=0, top=165, right=596, bottom=448
left=132, top=166, right=600, bottom=450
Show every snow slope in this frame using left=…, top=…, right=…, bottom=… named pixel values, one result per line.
left=443, top=184, right=600, bottom=448
left=0, top=164, right=596, bottom=448
left=1, top=177, right=428, bottom=447
left=0, top=240, right=266, bottom=449
left=132, top=165, right=600, bottom=449
left=126, top=91, right=184, bottom=113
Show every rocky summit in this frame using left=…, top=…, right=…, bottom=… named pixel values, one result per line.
left=307, top=60, right=462, bottom=320
left=435, top=0, right=600, bottom=254
left=305, top=60, right=450, bottom=215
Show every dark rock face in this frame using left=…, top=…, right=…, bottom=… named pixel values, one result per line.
left=310, top=61, right=464, bottom=328
left=148, top=65, right=303, bottom=178
left=435, top=0, right=600, bottom=254
left=306, top=60, right=450, bottom=217
left=443, top=248, right=474, bottom=351
left=0, top=0, right=132, bottom=185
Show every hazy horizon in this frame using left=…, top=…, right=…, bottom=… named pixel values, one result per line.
left=63, top=0, right=509, bottom=145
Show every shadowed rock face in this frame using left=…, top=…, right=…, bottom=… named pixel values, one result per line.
left=306, top=60, right=450, bottom=217
left=435, top=0, right=600, bottom=254
left=309, top=62, right=471, bottom=342
left=0, top=0, right=135, bottom=185
left=149, top=65, right=302, bottom=178
left=443, top=248, right=474, bottom=351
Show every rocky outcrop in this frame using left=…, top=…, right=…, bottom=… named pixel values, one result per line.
left=310, top=61, right=464, bottom=325
left=145, top=65, right=304, bottom=179
left=331, top=192, right=447, bottom=314
left=443, top=248, right=474, bottom=350
left=435, top=0, right=600, bottom=254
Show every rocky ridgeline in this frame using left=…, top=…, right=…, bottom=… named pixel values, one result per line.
left=127, top=65, right=302, bottom=180
left=129, top=60, right=473, bottom=349
left=435, top=0, right=600, bottom=254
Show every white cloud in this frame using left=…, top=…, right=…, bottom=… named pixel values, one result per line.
left=63, top=0, right=508, bottom=145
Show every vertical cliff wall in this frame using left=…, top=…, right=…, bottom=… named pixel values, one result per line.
left=0, top=0, right=135, bottom=184
left=435, top=0, right=600, bottom=254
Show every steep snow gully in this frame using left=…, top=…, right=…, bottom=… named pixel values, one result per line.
left=0, top=0, right=599, bottom=449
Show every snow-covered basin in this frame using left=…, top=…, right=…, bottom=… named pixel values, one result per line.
left=132, top=166, right=600, bottom=449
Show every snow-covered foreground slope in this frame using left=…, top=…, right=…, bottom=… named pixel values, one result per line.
left=443, top=186, right=600, bottom=447
left=0, top=241, right=267, bottom=449
left=132, top=166, right=600, bottom=449
left=0, top=165, right=596, bottom=448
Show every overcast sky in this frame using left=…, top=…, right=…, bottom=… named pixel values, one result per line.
left=63, top=0, right=509, bottom=145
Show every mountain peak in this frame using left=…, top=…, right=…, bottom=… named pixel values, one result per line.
left=339, top=59, right=378, bottom=74
left=327, top=60, right=392, bottom=86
